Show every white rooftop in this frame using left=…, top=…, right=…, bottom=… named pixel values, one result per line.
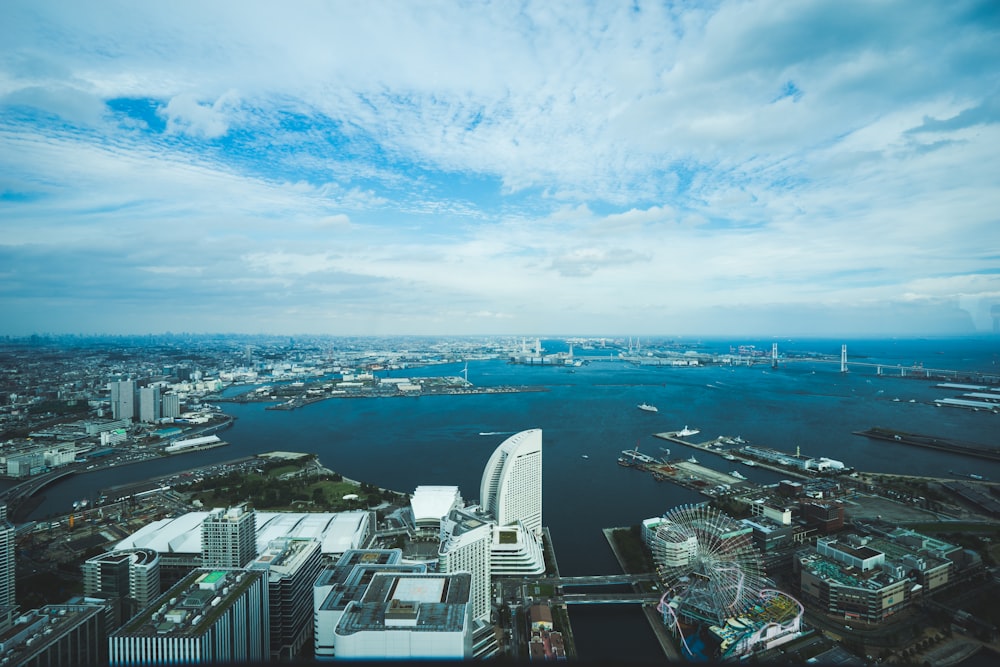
left=116, top=510, right=371, bottom=556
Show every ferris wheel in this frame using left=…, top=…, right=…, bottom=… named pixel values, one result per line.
left=651, top=503, right=765, bottom=628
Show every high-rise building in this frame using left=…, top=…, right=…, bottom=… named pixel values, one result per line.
left=0, top=503, right=15, bottom=632
left=108, top=568, right=269, bottom=665
left=138, top=386, right=160, bottom=423
left=82, top=548, right=160, bottom=627
left=109, top=379, right=136, bottom=422
left=480, top=429, right=543, bottom=534
left=249, top=537, right=323, bottom=661
left=438, top=508, right=492, bottom=622
left=161, top=393, right=181, bottom=419
left=201, top=504, right=257, bottom=569
left=0, top=601, right=111, bottom=667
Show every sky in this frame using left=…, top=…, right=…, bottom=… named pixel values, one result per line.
left=1, top=1, right=999, bottom=338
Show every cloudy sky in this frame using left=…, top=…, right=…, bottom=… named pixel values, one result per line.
left=2, top=1, right=998, bottom=337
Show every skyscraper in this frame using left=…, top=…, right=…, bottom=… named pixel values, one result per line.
left=438, top=508, right=492, bottom=623
left=0, top=504, right=15, bottom=632
left=201, top=504, right=257, bottom=568
left=108, top=568, right=269, bottom=665
left=109, top=379, right=136, bottom=422
left=138, top=385, right=160, bottom=423
left=249, top=537, right=323, bottom=660
left=480, top=429, right=543, bottom=534
left=82, top=548, right=161, bottom=627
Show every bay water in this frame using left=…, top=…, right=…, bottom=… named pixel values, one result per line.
left=9, top=337, right=1000, bottom=660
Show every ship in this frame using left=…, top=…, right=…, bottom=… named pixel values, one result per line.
left=730, top=470, right=747, bottom=480
left=687, top=455, right=698, bottom=464
left=742, top=460, right=757, bottom=467
left=677, top=425, right=700, bottom=437
left=638, top=403, right=658, bottom=413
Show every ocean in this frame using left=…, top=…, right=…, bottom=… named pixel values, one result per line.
left=8, top=336, right=1000, bottom=661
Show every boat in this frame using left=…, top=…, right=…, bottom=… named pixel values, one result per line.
left=724, top=454, right=738, bottom=461
left=638, top=403, right=658, bottom=413
left=687, top=456, right=698, bottom=464
left=730, top=470, right=747, bottom=480
left=581, top=455, right=589, bottom=460
left=677, top=426, right=700, bottom=437
left=742, top=460, right=757, bottom=467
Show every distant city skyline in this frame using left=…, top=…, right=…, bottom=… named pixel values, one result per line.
left=2, top=1, right=998, bottom=337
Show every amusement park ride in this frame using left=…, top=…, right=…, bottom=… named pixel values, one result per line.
left=650, top=504, right=805, bottom=660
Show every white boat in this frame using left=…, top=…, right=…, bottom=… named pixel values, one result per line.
left=742, top=460, right=756, bottom=467
left=687, top=456, right=698, bottom=464
left=730, top=470, right=747, bottom=480
left=637, top=403, right=658, bottom=413
left=677, top=426, right=700, bottom=437
left=581, top=455, right=589, bottom=460
left=724, top=454, right=738, bottom=461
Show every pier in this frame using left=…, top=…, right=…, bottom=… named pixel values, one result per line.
left=854, top=427, right=1000, bottom=462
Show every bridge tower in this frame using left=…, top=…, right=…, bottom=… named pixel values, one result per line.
left=840, top=344, right=848, bottom=373
left=771, top=343, right=778, bottom=369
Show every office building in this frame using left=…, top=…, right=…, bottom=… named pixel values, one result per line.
left=161, top=393, right=181, bottom=419
left=109, top=379, right=136, bottom=422
left=82, top=548, right=160, bottom=628
left=333, top=572, right=473, bottom=660
left=795, top=537, right=911, bottom=623
left=138, top=386, right=160, bottom=423
left=313, top=549, right=425, bottom=660
left=480, top=428, right=542, bottom=534
left=116, top=509, right=375, bottom=587
left=0, top=504, right=15, bottom=632
left=250, top=537, right=323, bottom=660
left=0, top=602, right=110, bottom=667
left=201, top=504, right=257, bottom=569
left=438, top=508, right=492, bottom=622
left=108, top=568, right=269, bottom=665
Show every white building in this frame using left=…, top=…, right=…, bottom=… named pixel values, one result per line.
left=249, top=537, right=323, bottom=660
left=313, top=549, right=425, bottom=661
left=0, top=504, right=15, bottom=632
left=333, top=572, right=473, bottom=660
left=201, top=504, right=257, bottom=568
left=410, top=486, right=463, bottom=533
left=138, top=386, right=161, bottom=423
left=82, top=548, right=161, bottom=626
left=109, top=379, right=136, bottom=422
left=489, top=520, right=545, bottom=576
left=108, top=568, right=269, bottom=665
left=438, top=508, right=492, bottom=622
left=480, top=429, right=543, bottom=534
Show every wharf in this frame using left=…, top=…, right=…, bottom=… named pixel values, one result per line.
left=620, top=455, right=753, bottom=497
left=855, top=427, right=1000, bottom=462
left=652, top=432, right=814, bottom=480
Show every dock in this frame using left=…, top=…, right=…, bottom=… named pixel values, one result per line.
left=855, top=427, right=1000, bottom=462
left=651, top=431, right=815, bottom=480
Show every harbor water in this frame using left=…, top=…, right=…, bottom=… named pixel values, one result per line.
left=7, top=337, right=1000, bottom=661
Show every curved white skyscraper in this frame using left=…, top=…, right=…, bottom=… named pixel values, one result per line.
left=480, top=429, right=542, bottom=534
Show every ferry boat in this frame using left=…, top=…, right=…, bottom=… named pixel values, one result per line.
left=637, top=403, right=658, bottom=413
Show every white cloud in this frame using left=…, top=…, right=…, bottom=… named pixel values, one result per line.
left=0, top=0, right=997, bottom=335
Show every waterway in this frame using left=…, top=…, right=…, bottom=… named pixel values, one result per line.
left=4, top=337, right=1000, bottom=661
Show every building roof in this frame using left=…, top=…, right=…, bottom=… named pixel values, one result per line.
left=116, top=510, right=371, bottom=556
left=410, top=486, right=462, bottom=524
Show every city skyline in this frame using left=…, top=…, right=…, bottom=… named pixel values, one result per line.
left=2, top=1, right=998, bottom=337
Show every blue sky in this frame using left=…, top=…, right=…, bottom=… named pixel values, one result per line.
left=1, top=0, right=998, bottom=337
